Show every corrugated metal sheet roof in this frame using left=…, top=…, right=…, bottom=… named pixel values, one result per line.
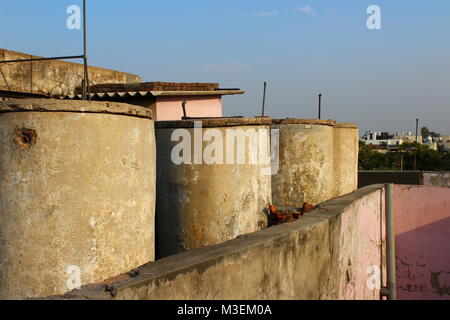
left=64, top=90, right=245, bottom=100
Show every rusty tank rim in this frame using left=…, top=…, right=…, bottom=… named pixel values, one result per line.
left=0, top=98, right=153, bottom=120
left=272, top=118, right=336, bottom=126
left=156, top=117, right=273, bottom=129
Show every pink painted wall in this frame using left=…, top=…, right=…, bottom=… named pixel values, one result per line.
left=155, top=96, right=222, bottom=121
left=394, top=185, right=450, bottom=300
left=335, top=188, right=386, bottom=300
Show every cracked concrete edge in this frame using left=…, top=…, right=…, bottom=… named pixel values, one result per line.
left=155, top=118, right=341, bottom=129
left=155, top=117, right=273, bottom=129
left=0, top=99, right=153, bottom=120
left=44, top=184, right=385, bottom=300
left=272, top=119, right=337, bottom=126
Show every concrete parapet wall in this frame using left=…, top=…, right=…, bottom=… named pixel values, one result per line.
left=57, top=185, right=385, bottom=300
left=422, top=172, right=450, bottom=188
left=0, top=49, right=140, bottom=96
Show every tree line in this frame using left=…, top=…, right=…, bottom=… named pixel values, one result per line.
left=359, top=142, right=450, bottom=171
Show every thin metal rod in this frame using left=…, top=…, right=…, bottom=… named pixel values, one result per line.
left=382, top=184, right=397, bottom=300
left=0, top=2, right=89, bottom=100
left=261, top=82, right=267, bottom=117
left=0, top=67, right=11, bottom=90
left=29, top=55, right=33, bottom=93
left=82, top=0, right=91, bottom=101
left=182, top=101, right=187, bottom=119
left=0, top=55, right=84, bottom=64
left=413, top=118, right=419, bottom=171
left=318, top=94, right=322, bottom=119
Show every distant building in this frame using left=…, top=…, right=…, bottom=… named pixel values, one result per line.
left=444, top=142, right=450, bottom=152
left=361, top=131, right=402, bottom=147
left=441, top=136, right=450, bottom=152
left=394, top=132, right=423, bottom=144
left=361, top=129, right=449, bottom=152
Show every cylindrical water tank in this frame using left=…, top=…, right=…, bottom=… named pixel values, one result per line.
left=0, top=99, right=156, bottom=299
left=271, top=119, right=336, bottom=207
left=333, top=123, right=359, bottom=197
left=155, top=118, right=272, bottom=258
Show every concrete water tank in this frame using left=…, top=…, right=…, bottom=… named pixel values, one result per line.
left=271, top=119, right=336, bottom=207
left=155, top=118, right=272, bottom=258
left=333, top=123, right=359, bottom=197
left=0, top=99, right=156, bottom=299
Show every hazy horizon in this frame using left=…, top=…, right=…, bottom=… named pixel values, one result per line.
left=2, top=0, right=449, bottom=135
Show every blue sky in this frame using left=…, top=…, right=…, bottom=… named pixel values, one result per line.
left=2, top=0, right=450, bottom=134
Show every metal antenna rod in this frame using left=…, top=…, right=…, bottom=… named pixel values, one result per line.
left=82, top=0, right=91, bottom=101
left=414, top=118, right=419, bottom=170
left=0, top=2, right=89, bottom=99
left=318, top=94, right=322, bottom=119
left=261, top=82, right=267, bottom=117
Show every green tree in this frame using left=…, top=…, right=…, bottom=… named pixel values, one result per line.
left=421, top=127, right=430, bottom=138
left=359, top=141, right=446, bottom=171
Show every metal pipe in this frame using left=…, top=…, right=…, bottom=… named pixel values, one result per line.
left=318, top=94, right=322, bottom=119
left=381, top=183, right=397, bottom=300
left=261, top=82, right=267, bottom=117
left=0, top=55, right=84, bottom=64
left=81, top=79, right=86, bottom=101
left=29, top=55, right=33, bottom=94
left=0, top=67, right=11, bottom=90
left=413, top=118, right=419, bottom=170
left=0, top=1, right=90, bottom=100
left=182, top=101, right=187, bottom=119
left=82, top=0, right=91, bottom=101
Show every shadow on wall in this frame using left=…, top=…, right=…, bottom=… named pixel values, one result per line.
left=396, top=217, right=450, bottom=300
left=394, top=185, right=450, bottom=300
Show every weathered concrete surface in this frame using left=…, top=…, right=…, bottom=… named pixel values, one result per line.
left=394, top=185, right=450, bottom=300
left=0, top=99, right=156, bottom=299
left=156, top=117, right=273, bottom=129
left=155, top=119, right=272, bottom=258
left=422, top=172, right=450, bottom=188
left=0, top=98, right=153, bottom=119
left=56, top=185, right=385, bottom=300
left=333, top=124, right=359, bottom=198
left=0, top=49, right=140, bottom=96
left=271, top=120, right=336, bottom=207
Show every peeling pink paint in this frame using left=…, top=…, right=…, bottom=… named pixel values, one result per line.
left=337, top=190, right=384, bottom=300
left=394, top=185, right=450, bottom=300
